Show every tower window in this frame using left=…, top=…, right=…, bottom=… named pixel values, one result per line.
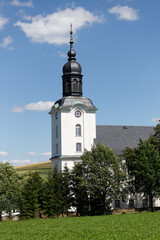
left=56, top=126, right=58, bottom=138
left=56, top=144, right=58, bottom=154
left=73, top=79, right=78, bottom=92
left=75, top=124, right=81, bottom=136
left=76, top=143, right=81, bottom=152
left=75, top=110, right=81, bottom=118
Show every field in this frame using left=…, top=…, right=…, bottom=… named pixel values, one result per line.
left=0, top=212, right=160, bottom=240
left=14, top=161, right=51, bottom=179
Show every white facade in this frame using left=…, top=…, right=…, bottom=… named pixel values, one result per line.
left=49, top=97, right=97, bottom=171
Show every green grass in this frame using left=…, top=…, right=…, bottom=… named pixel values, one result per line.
left=0, top=212, right=160, bottom=240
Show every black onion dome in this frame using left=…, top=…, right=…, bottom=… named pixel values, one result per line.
left=63, top=61, right=82, bottom=75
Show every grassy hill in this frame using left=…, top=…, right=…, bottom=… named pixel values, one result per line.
left=14, top=161, right=51, bottom=179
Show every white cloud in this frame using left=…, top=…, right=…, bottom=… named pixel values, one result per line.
left=0, top=151, right=9, bottom=157
left=5, top=159, right=32, bottom=166
left=0, top=16, right=9, bottom=30
left=27, top=152, right=37, bottom=156
left=11, top=106, right=24, bottom=112
left=152, top=118, right=160, bottom=123
left=0, top=36, right=14, bottom=49
left=25, top=101, right=54, bottom=111
left=14, top=7, right=104, bottom=45
left=11, top=101, right=54, bottom=112
left=108, top=5, right=139, bottom=21
left=41, top=152, right=51, bottom=157
left=11, top=0, right=33, bottom=8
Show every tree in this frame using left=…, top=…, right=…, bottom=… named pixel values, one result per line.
left=19, top=171, right=43, bottom=218
left=61, top=165, right=72, bottom=216
left=125, top=139, right=160, bottom=211
left=73, top=143, right=127, bottom=215
left=51, top=165, right=63, bottom=217
left=71, top=163, right=89, bottom=216
left=0, top=163, right=20, bottom=219
left=42, top=170, right=55, bottom=217
left=149, top=123, right=160, bottom=154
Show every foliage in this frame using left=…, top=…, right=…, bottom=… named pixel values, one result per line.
left=51, top=165, right=64, bottom=217
left=19, top=171, right=43, bottom=218
left=42, top=170, right=55, bottom=217
left=61, top=165, right=72, bottom=216
left=125, top=139, right=160, bottom=210
left=0, top=163, right=20, bottom=219
left=0, top=213, right=160, bottom=239
left=149, top=123, right=160, bottom=154
left=71, top=163, right=89, bottom=216
left=72, top=143, right=127, bottom=215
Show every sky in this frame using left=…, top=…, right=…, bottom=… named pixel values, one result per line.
left=1, top=0, right=160, bottom=166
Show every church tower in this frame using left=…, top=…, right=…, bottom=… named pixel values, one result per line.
left=49, top=26, right=97, bottom=171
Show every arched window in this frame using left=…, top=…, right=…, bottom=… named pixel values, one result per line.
left=75, top=124, right=81, bottom=136
left=76, top=143, right=82, bottom=152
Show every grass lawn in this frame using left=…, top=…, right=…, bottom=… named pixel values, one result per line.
left=0, top=212, right=160, bottom=240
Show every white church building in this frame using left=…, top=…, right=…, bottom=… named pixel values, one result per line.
left=49, top=28, right=160, bottom=209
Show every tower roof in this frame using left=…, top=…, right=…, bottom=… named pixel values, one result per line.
left=62, top=24, right=83, bottom=97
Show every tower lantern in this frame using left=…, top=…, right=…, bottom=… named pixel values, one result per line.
left=62, top=25, right=83, bottom=97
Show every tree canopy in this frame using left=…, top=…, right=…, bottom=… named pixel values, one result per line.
left=72, top=143, right=127, bottom=215
left=125, top=139, right=160, bottom=211
left=0, top=163, right=20, bottom=218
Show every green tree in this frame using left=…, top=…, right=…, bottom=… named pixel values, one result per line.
left=71, top=163, right=89, bottom=216
left=125, top=139, right=160, bottom=211
left=149, top=123, right=160, bottom=154
left=61, top=165, right=72, bottom=216
left=42, top=170, right=55, bottom=217
left=52, top=165, right=63, bottom=217
left=75, top=143, right=127, bottom=215
left=19, top=171, right=43, bottom=218
left=0, top=163, right=20, bottom=219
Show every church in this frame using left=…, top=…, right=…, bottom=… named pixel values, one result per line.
left=49, top=28, right=159, bottom=209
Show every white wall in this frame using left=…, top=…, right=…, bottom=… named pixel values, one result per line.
left=61, top=107, right=96, bottom=156
left=51, top=105, right=96, bottom=159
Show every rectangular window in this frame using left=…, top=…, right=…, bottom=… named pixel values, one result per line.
left=76, top=143, right=81, bottom=152
left=56, top=144, right=58, bottom=154
left=56, top=125, right=58, bottom=138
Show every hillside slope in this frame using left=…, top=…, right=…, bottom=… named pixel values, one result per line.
left=14, top=161, right=51, bottom=171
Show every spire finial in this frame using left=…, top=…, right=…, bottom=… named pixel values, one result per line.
left=70, top=23, right=74, bottom=44
left=70, top=23, right=73, bottom=39
left=68, top=23, right=76, bottom=60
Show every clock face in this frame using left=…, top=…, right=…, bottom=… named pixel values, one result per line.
left=75, top=110, right=81, bottom=118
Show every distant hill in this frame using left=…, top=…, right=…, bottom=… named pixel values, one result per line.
left=15, top=161, right=51, bottom=171
left=14, top=161, right=51, bottom=179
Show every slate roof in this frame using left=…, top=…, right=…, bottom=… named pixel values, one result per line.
left=54, top=96, right=97, bottom=111
left=95, top=125, right=154, bottom=155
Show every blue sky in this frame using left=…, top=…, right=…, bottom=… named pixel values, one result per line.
left=1, top=0, right=160, bottom=166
